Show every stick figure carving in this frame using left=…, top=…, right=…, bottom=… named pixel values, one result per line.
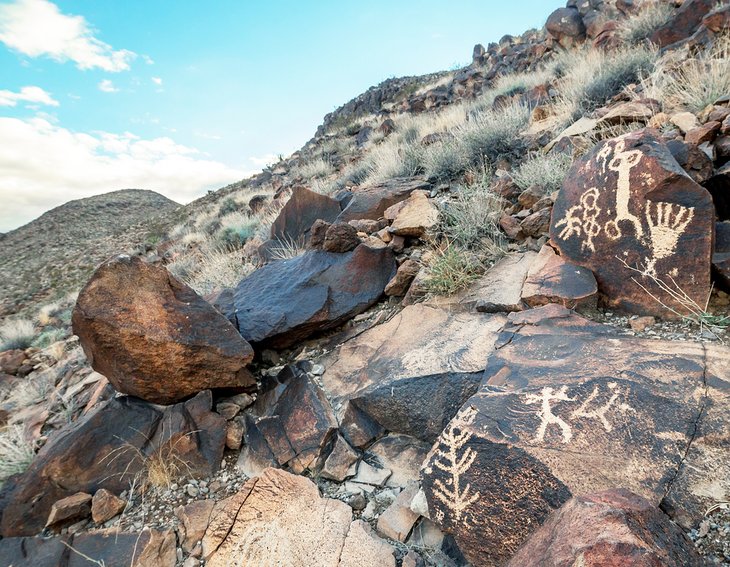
left=604, top=139, right=644, bottom=240
left=524, top=386, right=574, bottom=444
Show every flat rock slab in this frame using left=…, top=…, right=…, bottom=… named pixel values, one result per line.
left=466, top=252, right=537, bottom=313
left=322, top=304, right=506, bottom=442
left=507, top=488, right=703, bottom=567
left=223, top=244, right=396, bottom=348
left=202, top=468, right=395, bottom=566
left=72, top=255, right=255, bottom=404
left=0, top=391, right=225, bottom=536
left=336, top=177, right=432, bottom=223
left=550, top=129, right=714, bottom=316
left=421, top=307, right=729, bottom=565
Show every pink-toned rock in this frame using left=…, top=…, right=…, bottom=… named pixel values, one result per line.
left=387, top=191, right=439, bottom=238
left=376, top=483, right=421, bottom=542
left=176, top=500, right=215, bottom=552
left=45, top=492, right=92, bottom=529
left=0, top=350, right=26, bottom=375
left=685, top=121, right=721, bottom=145
left=629, top=315, right=656, bottom=332
left=384, top=259, right=420, bottom=297
left=521, top=245, right=597, bottom=309
left=91, top=489, right=126, bottom=524
left=507, top=489, right=703, bottom=567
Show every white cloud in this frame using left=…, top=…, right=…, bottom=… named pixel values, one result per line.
left=247, top=153, right=279, bottom=168
left=0, top=0, right=135, bottom=71
left=98, top=79, right=118, bottom=93
left=142, top=55, right=154, bottom=65
left=0, top=85, right=58, bottom=107
left=151, top=76, right=162, bottom=86
left=0, top=116, right=253, bottom=231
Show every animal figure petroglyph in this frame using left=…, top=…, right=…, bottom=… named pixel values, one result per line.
left=571, top=382, right=635, bottom=432
left=524, top=386, right=574, bottom=444
left=555, top=188, right=602, bottom=253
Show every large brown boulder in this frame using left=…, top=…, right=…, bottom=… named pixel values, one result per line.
left=72, top=255, right=255, bottom=404
left=549, top=129, right=714, bottom=316
left=420, top=306, right=729, bottom=565
left=222, top=244, right=396, bottom=348
left=0, top=391, right=225, bottom=536
left=270, top=185, right=342, bottom=244
left=545, top=7, right=586, bottom=48
left=201, top=468, right=395, bottom=566
left=650, top=0, right=716, bottom=48
left=507, top=489, right=703, bottom=567
left=336, top=177, right=432, bottom=223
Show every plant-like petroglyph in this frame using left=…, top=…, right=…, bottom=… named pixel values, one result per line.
left=525, top=383, right=635, bottom=444
left=524, top=386, right=575, bottom=444
left=571, top=382, right=635, bottom=432
left=424, top=406, right=481, bottom=525
left=555, top=135, right=695, bottom=275
left=644, top=201, right=695, bottom=276
left=555, top=187, right=602, bottom=253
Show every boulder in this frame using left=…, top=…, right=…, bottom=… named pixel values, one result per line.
left=72, top=255, right=255, bottom=404
left=521, top=244, right=598, bottom=309
left=0, top=391, right=225, bottom=536
left=384, top=259, right=420, bottom=297
left=666, top=139, right=714, bottom=184
left=270, top=185, right=341, bottom=244
left=365, top=434, right=430, bottom=488
left=176, top=500, right=215, bottom=552
left=0, top=529, right=176, bottom=567
left=386, top=190, right=439, bottom=238
left=222, top=244, right=396, bottom=348
left=240, top=364, right=338, bottom=474
left=45, top=492, right=92, bottom=529
left=507, top=489, right=703, bottom=567
left=91, top=489, right=126, bottom=524
left=549, top=130, right=714, bottom=316
left=320, top=433, right=359, bottom=481
left=323, top=222, right=361, bottom=253
left=377, top=483, right=421, bottom=542
left=321, top=304, right=506, bottom=442
left=650, top=0, right=716, bottom=48
left=0, top=350, right=26, bottom=375
left=467, top=252, right=536, bottom=313
left=546, top=7, right=586, bottom=48
left=714, top=221, right=730, bottom=287
left=201, top=468, right=396, bottom=566
left=420, top=307, right=729, bottom=565
left=336, top=177, right=432, bottom=223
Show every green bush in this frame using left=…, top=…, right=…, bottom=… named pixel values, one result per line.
left=423, top=141, right=469, bottom=181
left=31, top=328, right=67, bottom=349
left=218, top=198, right=239, bottom=217
left=425, top=246, right=482, bottom=295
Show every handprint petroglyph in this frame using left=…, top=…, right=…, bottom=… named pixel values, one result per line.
left=644, top=201, right=695, bottom=276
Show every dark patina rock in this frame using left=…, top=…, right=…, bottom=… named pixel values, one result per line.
left=650, top=0, right=715, bottom=48
left=714, top=221, right=730, bottom=288
left=336, top=177, right=432, bottom=223
left=420, top=307, right=728, bottom=565
left=270, top=185, right=342, bottom=244
left=72, top=255, right=255, bottom=404
left=549, top=129, right=714, bottom=316
left=224, top=244, right=396, bottom=348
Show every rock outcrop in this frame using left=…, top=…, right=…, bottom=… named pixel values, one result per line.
left=72, top=255, right=255, bottom=404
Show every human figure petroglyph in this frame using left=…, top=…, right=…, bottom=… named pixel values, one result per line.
left=524, top=386, right=574, bottom=444
left=606, top=139, right=645, bottom=239
left=571, top=382, right=634, bottom=432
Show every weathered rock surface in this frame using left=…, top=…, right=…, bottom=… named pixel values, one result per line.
left=202, top=468, right=395, bottom=566
left=507, top=488, right=703, bottom=567
left=421, top=307, right=729, bottom=565
left=91, top=489, right=126, bottom=524
left=386, top=190, right=439, bottom=238
left=464, top=252, right=536, bottom=313
left=0, top=529, right=176, bottom=567
left=550, top=130, right=714, bottom=316
left=336, top=177, right=432, bottom=223
left=240, top=364, right=338, bottom=474
left=366, top=434, right=430, bottom=487
left=377, top=482, right=421, bottom=542
left=546, top=7, right=586, bottom=47
left=223, top=244, right=396, bottom=348
left=322, top=304, right=506, bottom=442
left=650, top=0, right=715, bottom=48
left=72, top=255, right=255, bottom=404
left=521, top=244, right=598, bottom=309
left=384, top=259, right=420, bottom=297
left=270, top=185, right=342, bottom=243
left=0, top=391, right=224, bottom=536
left=714, top=221, right=730, bottom=287
left=45, top=492, right=92, bottom=529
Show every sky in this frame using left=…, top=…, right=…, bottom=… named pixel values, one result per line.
left=0, top=0, right=561, bottom=232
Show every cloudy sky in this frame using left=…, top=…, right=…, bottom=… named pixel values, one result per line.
left=0, top=0, right=559, bottom=232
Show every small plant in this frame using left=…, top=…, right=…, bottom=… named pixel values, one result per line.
left=218, top=197, right=239, bottom=217
left=0, top=319, right=35, bottom=351
left=182, top=248, right=254, bottom=296
left=423, top=140, right=469, bottom=181
left=4, top=375, right=53, bottom=409
left=31, top=328, right=67, bottom=349
left=269, top=236, right=307, bottom=261
left=459, top=102, right=530, bottom=168
left=512, top=152, right=573, bottom=193
left=425, top=245, right=482, bottom=295
left=296, top=157, right=336, bottom=180
left=0, top=426, right=36, bottom=486
left=618, top=1, right=673, bottom=44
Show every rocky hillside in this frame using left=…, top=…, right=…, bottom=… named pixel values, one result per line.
left=0, top=189, right=180, bottom=317
left=2, top=0, right=730, bottom=566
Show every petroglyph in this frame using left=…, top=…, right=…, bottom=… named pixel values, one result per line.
left=555, top=188, right=602, bottom=253
left=644, top=201, right=695, bottom=276
left=524, top=386, right=575, bottom=444
left=226, top=518, right=299, bottom=567
left=424, top=406, right=481, bottom=524
left=571, top=382, right=635, bottom=432
left=606, top=139, right=645, bottom=239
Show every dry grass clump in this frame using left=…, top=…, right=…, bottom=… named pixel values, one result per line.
left=512, top=152, right=573, bottom=192
left=642, top=35, right=730, bottom=113
left=459, top=102, right=531, bottom=167
left=552, top=45, right=657, bottom=124
left=268, top=236, right=307, bottom=261
left=0, top=426, right=36, bottom=486
left=3, top=374, right=53, bottom=409
left=181, top=248, right=255, bottom=296
left=0, top=319, right=35, bottom=352
left=294, top=157, right=336, bottom=180
left=617, top=1, right=673, bottom=44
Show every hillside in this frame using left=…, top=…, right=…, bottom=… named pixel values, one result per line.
left=0, top=189, right=181, bottom=317
left=1, top=1, right=730, bottom=566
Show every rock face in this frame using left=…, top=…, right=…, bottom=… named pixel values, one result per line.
left=201, top=468, right=395, bottom=566
left=650, top=0, right=715, bottom=48
left=507, top=489, right=703, bottom=567
left=223, top=244, right=396, bottom=348
left=549, top=130, right=714, bottom=316
left=421, top=307, right=729, bottom=565
left=336, top=177, right=432, bottom=223
left=270, top=186, right=341, bottom=244
left=714, top=221, right=730, bottom=287
left=546, top=7, right=586, bottom=47
left=322, top=304, right=506, bottom=443
left=386, top=190, right=439, bottom=238
left=0, top=391, right=225, bottom=536
left=72, top=255, right=255, bottom=404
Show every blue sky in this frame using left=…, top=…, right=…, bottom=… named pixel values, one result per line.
left=0, top=0, right=561, bottom=231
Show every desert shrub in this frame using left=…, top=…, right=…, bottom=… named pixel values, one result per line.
left=458, top=102, right=530, bottom=167
left=618, top=1, right=673, bottom=44
left=363, top=138, right=425, bottom=182
left=424, top=246, right=482, bottom=295
left=296, top=157, right=335, bottom=180
left=32, top=328, right=67, bottom=349
left=512, top=152, right=573, bottom=192
left=166, top=255, right=199, bottom=282
left=0, top=319, right=35, bottom=351
left=182, top=248, right=255, bottom=296
left=0, top=426, right=35, bottom=486
left=215, top=212, right=258, bottom=248
left=644, top=35, right=730, bottom=113
left=269, top=236, right=307, bottom=261
left=423, top=140, right=469, bottom=181
left=440, top=181, right=506, bottom=254
left=218, top=197, right=239, bottom=217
